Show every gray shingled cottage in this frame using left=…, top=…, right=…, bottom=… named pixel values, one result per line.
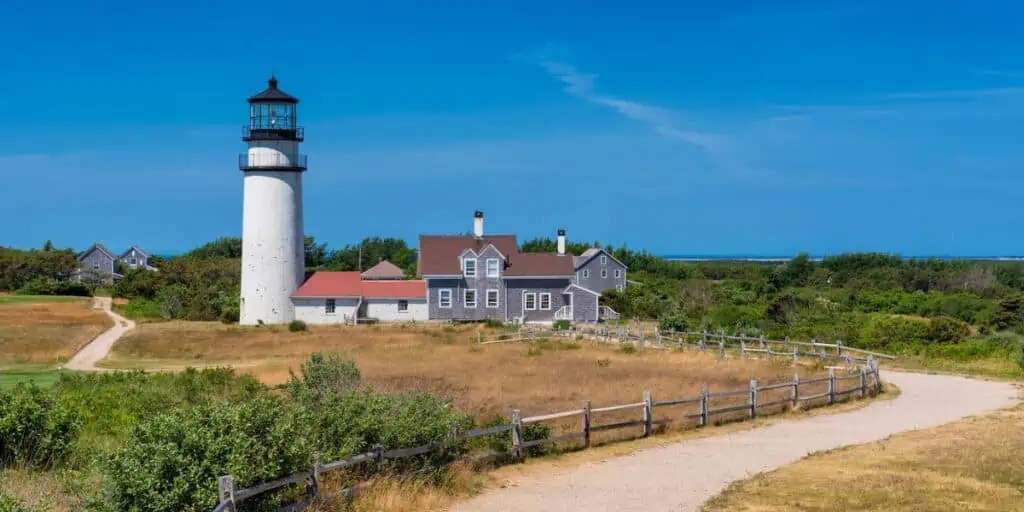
left=417, top=211, right=625, bottom=324
left=76, top=243, right=156, bottom=284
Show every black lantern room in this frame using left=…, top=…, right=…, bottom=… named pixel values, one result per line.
left=243, top=76, right=303, bottom=142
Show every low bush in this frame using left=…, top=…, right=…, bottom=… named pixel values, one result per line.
left=287, top=320, right=308, bottom=332
left=476, top=415, right=552, bottom=457
left=16, top=277, right=91, bottom=297
left=287, top=352, right=360, bottom=403
left=483, top=319, right=505, bottom=329
left=0, top=492, right=30, bottom=512
left=553, top=320, right=571, bottom=330
left=859, top=314, right=930, bottom=350
left=619, top=343, right=637, bottom=354
left=658, top=312, right=688, bottom=333
left=928, top=316, right=971, bottom=344
left=104, top=396, right=310, bottom=512
left=0, top=384, right=81, bottom=469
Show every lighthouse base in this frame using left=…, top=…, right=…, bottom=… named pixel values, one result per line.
left=239, top=170, right=305, bottom=325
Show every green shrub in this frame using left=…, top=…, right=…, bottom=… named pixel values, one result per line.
left=303, top=389, right=472, bottom=468
left=287, top=320, right=308, bottom=332
left=16, top=277, right=91, bottom=297
left=0, top=384, right=81, bottom=468
left=287, top=353, right=360, bottom=403
left=104, top=397, right=310, bottom=512
left=928, top=316, right=971, bottom=344
left=476, top=415, right=551, bottom=457
left=859, top=314, right=930, bottom=350
left=553, top=320, right=571, bottom=330
left=484, top=319, right=505, bottom=329
left=121, top=298, right=162, bottom=320
left=0, top=492, right=30, bottom=512
left=619, top=343, right=637, bottom=354
left=658, top=312, right=688, bottom=332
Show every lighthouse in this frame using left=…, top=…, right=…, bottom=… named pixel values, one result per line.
left=239, top=77, right=306, bottom=325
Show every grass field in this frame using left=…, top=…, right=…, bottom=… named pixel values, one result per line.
left=0, top=296, right=110, bottom=371
left=704, top=405, right=1024, bottom=511
left=102, top=322, right=831, bottom=421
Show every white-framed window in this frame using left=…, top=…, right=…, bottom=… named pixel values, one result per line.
left=539, top=293, right=552, bottom=310
left=439, top=289, right=453, bottom=308
left=92, top=262, right=100, bottom=269
left=614, top=269, right=622, bottom=278
left=325, top=298, right=336, bottom=314
left=463, top=258, right=477, bottom=277
left=601, top=269, right=608, bottom=279
left=486, top=289, right=499, bottom=308
left=524, top=292, right=537, bottom=311
left=582, top=269, right=590, bottom=279
left=130, top=258, right=137, bottom=265
left=398, top=300, right=409, bottom=312
left=600, top=255, right=608, bottom=265
left=464, top=289, right=477, bottom=308
left=486, top=258, right=500, bottom=278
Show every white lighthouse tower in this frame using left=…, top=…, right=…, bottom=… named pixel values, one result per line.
left=239, top=77, right=306, bottom=325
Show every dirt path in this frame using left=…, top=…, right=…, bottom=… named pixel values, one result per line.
left=62, top=297, right=134, bottom=371
left=454, top=370, right=1019, bottom=512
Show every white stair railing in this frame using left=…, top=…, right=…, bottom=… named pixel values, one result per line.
left=554, top=306, right=573, bottom=321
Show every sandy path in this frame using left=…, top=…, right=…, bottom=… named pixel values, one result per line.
left=63, top=297, right=135, bottom=371
left=454, top=370, right=1019, bottom=512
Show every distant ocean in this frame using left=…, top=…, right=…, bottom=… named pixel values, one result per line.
left=661, top=255, right=1024, bottom=263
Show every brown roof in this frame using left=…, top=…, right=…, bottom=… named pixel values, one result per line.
left=418, top=235, right=518, bottom=275
left=505, top=252, right=575, bottom=276
left=361, top=260, right=406, bottom=280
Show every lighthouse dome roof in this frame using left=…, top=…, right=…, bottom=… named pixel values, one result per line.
left=248, top=76, right=299, bottom=104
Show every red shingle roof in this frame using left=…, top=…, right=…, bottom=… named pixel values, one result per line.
left=361, top=280, right=426, bottom=299
left=418, top=235, right=518, bottom=275
left=292, top=271, right=425, bottom=299
left=292, top=271, right=362, bottom=298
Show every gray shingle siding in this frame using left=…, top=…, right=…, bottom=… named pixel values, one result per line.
left=80, top=249, right=115, bottom=276
left=505, top=278, right=571, bottom=323
left=120, top=248, right=148, bottom=270
left=574, top=250, right=626, bottom=294
left=426, top=246, right=507, bottom=321
left=569, top=287, right=600, bottom=323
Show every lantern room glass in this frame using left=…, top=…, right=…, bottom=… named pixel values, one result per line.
left=249, top=103, right=296, bottom=130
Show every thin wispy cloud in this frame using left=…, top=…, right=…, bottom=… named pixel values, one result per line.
left=971, top=68, right=1024, bottom=78
left=886, top=87, right=1024, bottom=100
left=537, top=60, right=723, bottom=154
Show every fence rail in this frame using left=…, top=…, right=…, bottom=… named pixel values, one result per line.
left=477, top=326, right=898, bottom=364
left=210, top=360, right=883, bottom=511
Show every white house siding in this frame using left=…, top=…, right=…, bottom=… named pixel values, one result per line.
left=293, top=297, right=359, bottom=325
left=364, top=299, right=428, bottom=322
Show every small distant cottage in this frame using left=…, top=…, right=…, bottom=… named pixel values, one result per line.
left=292, top=271, right=428, bottom=323
left=360, top=259, right=406, bottom=280
left=76, top=242, right=157, bottom=284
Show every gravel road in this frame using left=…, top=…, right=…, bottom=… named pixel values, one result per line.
left=454, top=370, right=1019, bottom=512
left=63, top=296, right=135, bottom=371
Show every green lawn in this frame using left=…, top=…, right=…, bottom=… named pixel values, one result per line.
left=0, top=369, right=67, bottom=388
left=0, top=294, right=90, bottom=305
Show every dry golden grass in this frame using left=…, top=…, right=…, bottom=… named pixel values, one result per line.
left=0, top=298, right=110, bottom=369
left=703, top=404, right=1024, bottom=512
left=0, top=468, right=93, bottom=511
left=105, top=322, right=833, bottom=420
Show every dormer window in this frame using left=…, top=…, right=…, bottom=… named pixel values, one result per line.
left=463, top=258, right=477, bottom=277
left=486, top=258, right=500, bottom=278
left=600, top=255, right=608, bottom=265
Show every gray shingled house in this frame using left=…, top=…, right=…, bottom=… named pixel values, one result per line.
left=76, top=243, right=156, bottom=284
left=418, top=211, right=625, bottom=324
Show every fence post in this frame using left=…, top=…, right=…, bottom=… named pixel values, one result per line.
left=859, top=366, right=867, bottom=399
left=759, top=335, right=766, bottom=351
left=699, top=384, right=709, bottom=427
left=310, top=453, right=321, bottom=500
left=511, top=409, right=523, bottom=458
left=792, top=346, right=799, bottom=364
left=478, top=331, right=483, bottom=344
left=784, top=336, right=790, bottom=351
left=447, top=422, right=459, bottom=455
left=718, top=339, right=725, bottom=359
left=749, top=379, right=758, bottom=418
left=836, top=339, right=843, bottom=357
left=827, top=368, right=836, bottom=405
left=700, top=331, right=707, bottom=352
left=642, top=390, right=653, bottom=437
left=218, top=475, right=236, bottom=512
left=374, top=443, right=385, bottom=464
left=792, top=374, right=800, bottom=408
left=740, top=340, right=746, bottom=359
left=582, top=400, right=591, bottom=449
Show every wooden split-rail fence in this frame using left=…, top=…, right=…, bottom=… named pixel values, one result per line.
left=478, top=327, right=897, bottom=365
left=210, top=360, right=884, bottom=512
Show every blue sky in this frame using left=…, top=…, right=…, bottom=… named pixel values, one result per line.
left=2, top=0, right=1024, bottom=256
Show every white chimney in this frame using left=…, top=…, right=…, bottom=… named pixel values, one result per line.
left=473, top=210, right=484, bottom=238
left=557, top=228, right=566, bottom=255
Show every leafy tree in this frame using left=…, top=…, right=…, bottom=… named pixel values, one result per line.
left=519, top=237, right=592, bottom=255
left=325, top=237, right=417, bottom=275
left=185, top=237, right=242, bottom=259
